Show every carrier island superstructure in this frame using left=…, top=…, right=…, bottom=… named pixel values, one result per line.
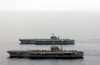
left=19, top=34, right=75, bottom=45
left=7, top=42, right=84, bottom=58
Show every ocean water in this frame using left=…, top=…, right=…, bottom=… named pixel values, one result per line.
left=0, top=42, right=100, bottom=65
left=0, top=10, right=100, bottom=65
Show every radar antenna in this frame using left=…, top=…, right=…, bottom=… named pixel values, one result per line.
left=58, top=36, right=59, bottom=39
left=61, top=41, right=63, bottom=51
left=52, top=33, right=54, bottom=36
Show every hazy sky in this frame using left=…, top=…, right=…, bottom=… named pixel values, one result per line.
left=0, top=0, right=100, bottom=42
left=0, top=0, right=100, bottom=11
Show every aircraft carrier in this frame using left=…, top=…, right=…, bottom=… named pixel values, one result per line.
left=7, top=42, right=84, bottom=58
left=19, top=34, right=75, bottom=45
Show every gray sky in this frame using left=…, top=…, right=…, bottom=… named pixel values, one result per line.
left=0, top=0, right=100, bottom=11
left=0, top=0, right=100, bottom=42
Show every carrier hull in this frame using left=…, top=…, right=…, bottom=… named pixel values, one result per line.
left=7, top=50, right=84, bottom=58
left=19, top=34, right=75, bottom=45
left=9, top=55, right=83, bottom=58
left=20, top=42, right=74, bottom=45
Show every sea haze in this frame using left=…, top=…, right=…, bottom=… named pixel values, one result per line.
left=0, top=10, right=100, bottom=65
left=0, top=11, right=100, bottom=43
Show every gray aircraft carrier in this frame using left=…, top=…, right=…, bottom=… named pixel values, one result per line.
left=7, top=42, right=84, bottom=58
left=19, top=34, right=75, bottom=45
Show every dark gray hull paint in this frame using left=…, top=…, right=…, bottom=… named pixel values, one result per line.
left=20, top=42, right=74, bottom=45
left=9, top=54, right=83, bottom=58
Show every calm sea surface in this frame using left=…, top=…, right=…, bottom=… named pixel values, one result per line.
left=0, top=42, right=100, bottom=65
